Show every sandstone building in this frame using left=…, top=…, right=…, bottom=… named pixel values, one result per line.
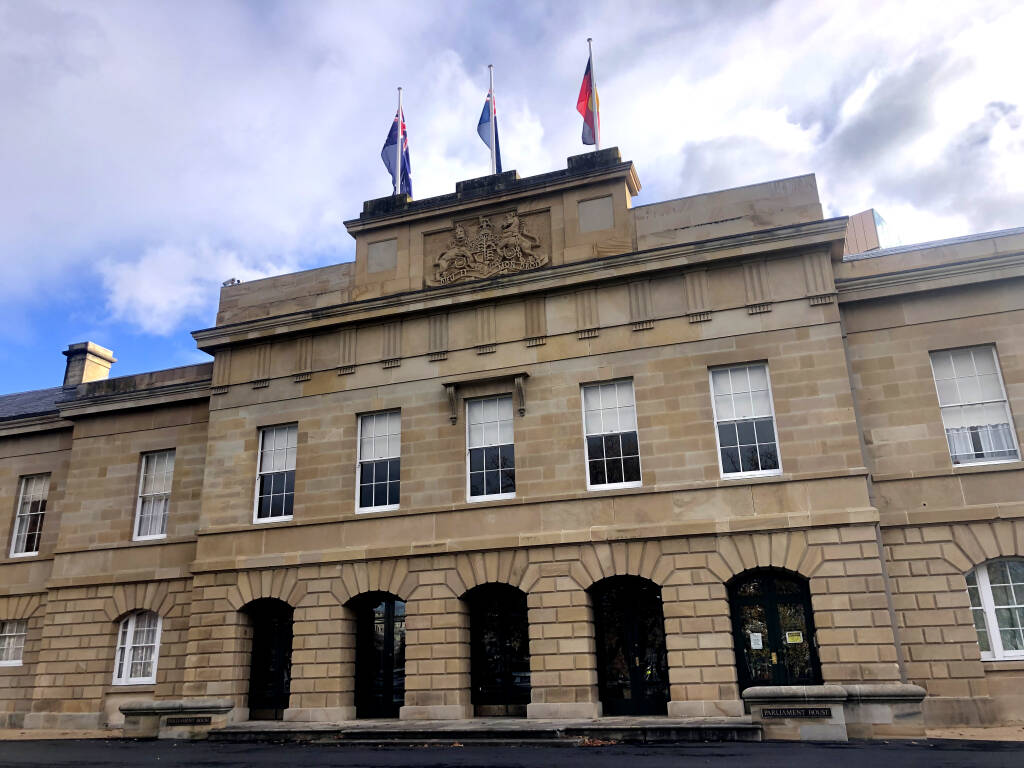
left=1, top=150, right=1022, bottom=740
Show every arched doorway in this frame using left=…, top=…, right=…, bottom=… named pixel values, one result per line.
left=728, top=569, right=822, bottom=691
left=464, top=583, right=531, bottom=716
left=589, top=576, right=669, bottom=716
left=242, top=598, right=293, bottom=720
left=350, top=592, right=406, bottom=718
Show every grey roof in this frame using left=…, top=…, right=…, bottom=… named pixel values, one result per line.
left=0, top=386, right=71, bottom=422
left=844, top=226, right=1024, bottom=261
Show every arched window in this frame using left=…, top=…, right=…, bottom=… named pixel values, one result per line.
left=113, top=611, right=162, bottom=685
left=966, top=559, right=1024, bottom=660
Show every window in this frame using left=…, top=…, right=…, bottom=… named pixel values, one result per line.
left=112, top=611, right=161, bottom=685
left=0, top=620, right=27, bottom=666
left=930, top=346, right=1019, bottom=466
left=710, top=363, right=781, bottom=477
left=467, top=395, right=515, bottom=500
left=9, top=474, right=49, bottom=557
left=966, top=560, right=1024, bottom=660
left=255, top=424, right=297, bottom=522
left=357, top=411, right=401, bottom=512
left=134, top=450, right=175, bottom=540
left=582, top=380, right=641, bottom=489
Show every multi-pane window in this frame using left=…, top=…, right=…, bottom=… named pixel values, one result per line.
left=710, top=364, right=781, bottom=477
left=966, top=560, right=1024, bottom=660
left=112, top=611, right=161, bottom=685
left=255, top=424, right=297, bottom=522
left=134, top=450, right=175, bottom=540
left=358, top=411, right=401, bottom=512
left=930, top=346, right=1019, bottom=466
left=9, top=474, right=49, bottom=557
left=0, top=620, right=27, bottom=666
left=467, top=395, right=515, bottom=500
left=582, top=380, right=641, bottom=488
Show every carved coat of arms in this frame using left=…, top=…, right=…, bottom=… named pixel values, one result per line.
left=433, top=212, right=547, bottom=285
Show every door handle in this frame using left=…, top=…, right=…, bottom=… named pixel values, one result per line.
left=771, top=652, right=777, bottom=664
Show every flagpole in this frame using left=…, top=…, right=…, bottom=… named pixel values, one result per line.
left=488, top=65, right=497, bottom=175
left=395, top=87, right=403, bottom=195
left=587, top=38, right=601, bottom=151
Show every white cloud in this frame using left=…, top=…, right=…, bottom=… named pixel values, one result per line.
left=1, top=0, right=1022, bottom=351
left=97, top=242, right=294, bottom=335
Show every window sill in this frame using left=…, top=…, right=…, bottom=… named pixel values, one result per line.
left=872, top=460, right=1024, bottom=482
left=252, top=515, right=294, bottom=525
left=356, top=505, right=399, bottom=514
left=468, top=492, right=516, bottom=503
left=111, top=680, right=158, bottom=687
left=720, top=470, right=783, bottom=481
left=8, top=551, right=39, bottom=559
left=586, top=480, right=642, bottom=492
left=982, top=659, right=1024, bottom=671
left=132, top=534, right=168, bottom=542
left=952, top=458, right=1022, bottom=472
left=0, top=661, right=23, bottom=668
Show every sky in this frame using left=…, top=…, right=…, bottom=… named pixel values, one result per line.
left=2, top=0, right=1022, bottom=394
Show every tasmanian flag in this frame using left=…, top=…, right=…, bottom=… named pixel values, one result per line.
left=381, top=107, right=413, bottom=197
left=576, top=54, right=600, bottom=146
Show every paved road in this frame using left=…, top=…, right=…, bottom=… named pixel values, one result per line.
left=0, top=739, right=1022, bottom=767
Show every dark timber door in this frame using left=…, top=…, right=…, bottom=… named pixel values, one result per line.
left=591, top=577, right=669, bottom=716
left=353, top=593, right=406, bottom=718
left=245, top=598, right=293, bottom=720
left=729, top=569, right=822, bottom=692
left=466, top=584, right=531, bottom=717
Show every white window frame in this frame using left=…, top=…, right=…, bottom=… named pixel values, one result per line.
left=929, top=345, right=1021, bottom=467
left=968, top=560, right=1024, bottom=661
left=0, top=619, right=27, bottom=667
left=465, top=394, right=516, bottom=503
left=581, top=379, right=643, bottom=491
left=9, top=474, right=50, bottom=558
left=356, top=410, right=401, bottom=514
left=133, top=450, right=175, bottom=541
left=253, top=424, right=297, bottom=524
left=709, top=363, right=783, bottom=480
left=111, top=611, right=162, bottom=685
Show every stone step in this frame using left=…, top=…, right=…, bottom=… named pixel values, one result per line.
left=208, top=720, right=762, bottom=745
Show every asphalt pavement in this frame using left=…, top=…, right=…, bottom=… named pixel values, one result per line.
left=1, top=739, right=1023, bottom=768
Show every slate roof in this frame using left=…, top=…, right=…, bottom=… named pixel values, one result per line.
left=0, top=386, right=70, bottom=422
left=844, top=226, right=1024, bottom=261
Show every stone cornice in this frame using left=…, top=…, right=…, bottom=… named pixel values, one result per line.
left=57, top=379, right=212, bottom=418
left=193, top=216, right=849, bottom=352
left=0, top=413, right=71, bottom=438
left=836, top=250, right=1024, bottom=302
left=344, top=157, right=641, bottom=234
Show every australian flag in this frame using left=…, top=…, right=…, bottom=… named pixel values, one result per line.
left=381, top=107, right=412, bottom=197
left=476, top=91, right=502, bottom=174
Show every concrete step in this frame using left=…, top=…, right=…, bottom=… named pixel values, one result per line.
left=208, top=718, right=762, bottom=745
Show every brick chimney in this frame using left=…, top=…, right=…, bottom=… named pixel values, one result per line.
left=62, top=342, right=116, bottom=387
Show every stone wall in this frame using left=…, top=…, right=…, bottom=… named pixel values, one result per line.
left=174, top=524, right=899, bottom=721
left=25, top=579, right=192, bottom=729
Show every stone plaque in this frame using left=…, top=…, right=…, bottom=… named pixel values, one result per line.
left=367, top=238, right=398, bottom=273
left=165, top=715, right=212, bottom=726
left=426, top=210, right=550, bottom=286
left=761, top=707, right=832, bottom=719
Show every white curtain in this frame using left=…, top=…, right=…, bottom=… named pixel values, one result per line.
left=946, top=423, right=1016, bottom=461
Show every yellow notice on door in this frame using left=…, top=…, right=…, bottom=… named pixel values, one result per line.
left=785, top=631, right=803, bottom=644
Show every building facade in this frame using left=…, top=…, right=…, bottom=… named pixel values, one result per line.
left=1, top=149, right=1022, bottom=738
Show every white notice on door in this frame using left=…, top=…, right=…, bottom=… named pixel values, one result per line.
left=750, top=632, right=763, bottom=650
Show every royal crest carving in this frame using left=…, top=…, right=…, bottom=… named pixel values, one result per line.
left=431, top=211, right=548, bottom=285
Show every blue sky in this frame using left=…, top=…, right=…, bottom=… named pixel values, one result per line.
left=2, top=0, right=1022, bottom=394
